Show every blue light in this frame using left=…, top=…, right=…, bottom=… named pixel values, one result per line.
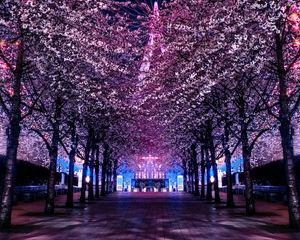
left=56, top=156, right=82, bottom=174
left=218, top=155, right=244, bottom=173
left=117, top=164, right=134, bottom=191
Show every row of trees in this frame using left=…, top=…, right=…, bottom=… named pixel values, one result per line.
left=0, top=0, right=146, bottom=229
left=140, top=0, right=300, bottom=228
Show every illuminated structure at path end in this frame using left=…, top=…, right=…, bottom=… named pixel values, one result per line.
left=135, top=156, right=165, bottom=179
left=117, top=154, right=183, bottom=192
left=138, top=1, right=161, bottom=82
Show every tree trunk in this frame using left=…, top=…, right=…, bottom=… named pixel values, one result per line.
left=191, top=171, right=194, bottom=193
left=113, top=159, right=118, bottom=192
left=106, top=161, right=112, bottom=194
left=191, top=144, right=199, bottom=196
left=80, top=129, right=92, bottom=203
left=200, top=146, right=206, bottom=198
left=207, top=121, right=221, bottom=203
left=183, top=160, right=188, bottom=192
left=0, top=37, right=23, bottom=229
left=276, top=32, right=300, bottom=228
left=210, top=147, right=221, bottom=203
left=45, top=97, right=62, bottom=215
left=100, top=143, right=109, bottom=196
left=106, top=170, right=109, bottom=194
left=80, top=162, right=88, bottom=203
left=280, top=123, right=300, bottom=228
left=223, top=121, right=234, bottom=207
left=242, top=140, right=255, bottom=215
left=0, top=126, right=21, bottom=228
left=95, top=145, right=100, bottom=198
left=88, top=144, right=95, bottom=200
left=205, top=146, right=212, bottom=201
left=113, top=169, right=117, bottom=192
left=66, top=122, right=78, bottom=208
left=188, top=161, right=194, bottom=193
left=239, top=100, right=255, bottom=215
left=100, top=163, right=107, bottom=196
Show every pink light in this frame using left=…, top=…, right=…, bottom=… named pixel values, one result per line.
left=0, top=63, right=8, bottom=70
left=141, top=156, right=160, bottom=160
left=294, top=39, right=300, bottom=46
left=154, top=1, right=159, bottom=17
left=293, top=25, right=300, bottom=31
left=290, top=12, right=299, bottom=21
left=7, top=88, right=14, bottom=96
left=292, top=62, right=300, bottom=69
left=0, top=40, right=5, bottom=47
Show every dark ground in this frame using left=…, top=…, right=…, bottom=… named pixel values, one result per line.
left=0, top=192, right=299, bottom=240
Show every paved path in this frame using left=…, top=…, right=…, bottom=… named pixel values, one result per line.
left=0, top=192, right=300, bottom=240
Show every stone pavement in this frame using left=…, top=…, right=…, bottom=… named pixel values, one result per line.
left=0, top=192, right=300, bottom=240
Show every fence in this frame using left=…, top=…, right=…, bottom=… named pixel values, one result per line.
left=14, top=185, right=81, bottom=202
left=220, top=185, right=288, bottom=202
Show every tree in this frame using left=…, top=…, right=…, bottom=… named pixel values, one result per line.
left=257, top=1, right=300, bottom=227
left=0, top=0, right=45, bottom=227
left=65, top=118, right=78, bottom=208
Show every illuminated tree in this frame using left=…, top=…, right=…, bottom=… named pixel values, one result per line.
left=0, top=0, right=46, bottom=228
left=261, top=2, right=300, bottom=227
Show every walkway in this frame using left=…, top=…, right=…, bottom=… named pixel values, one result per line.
left=0, top=192, right=300, bottom=240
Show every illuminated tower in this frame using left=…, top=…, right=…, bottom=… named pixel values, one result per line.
left=138, top=1, right=161, bottom=83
